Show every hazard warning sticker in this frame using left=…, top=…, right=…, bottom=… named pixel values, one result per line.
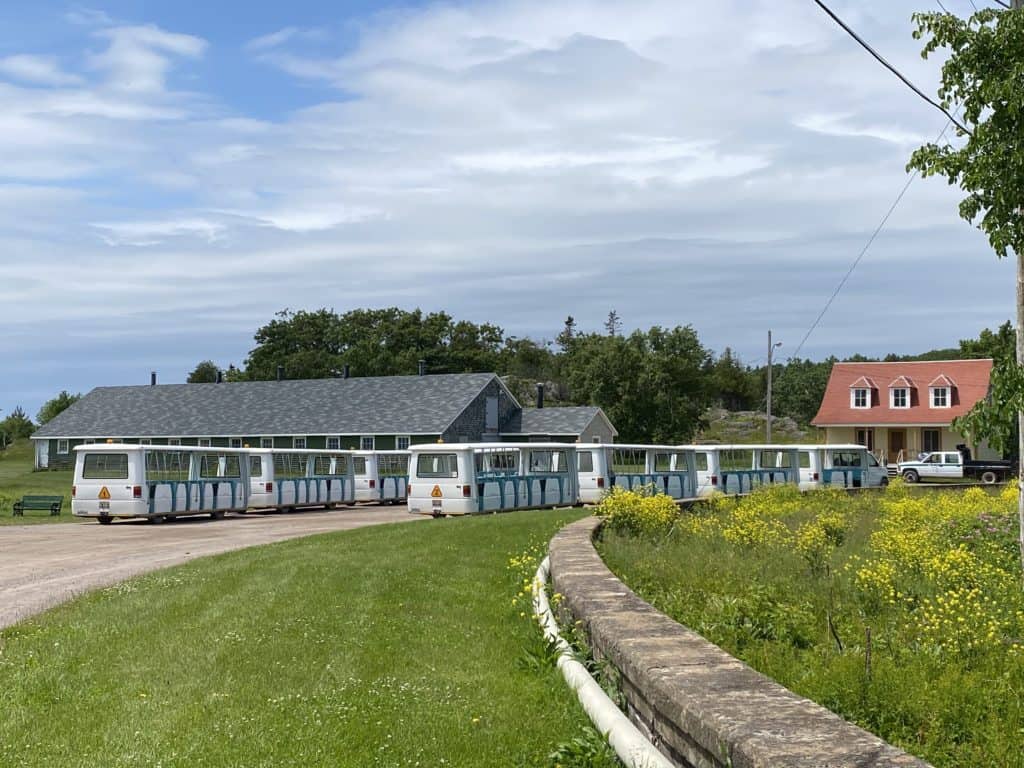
left=98, top=486, right=111, bottom=500
left=431, top=485, right=443, bottom=498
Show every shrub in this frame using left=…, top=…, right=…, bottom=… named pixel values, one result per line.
left=594, top=486, right=678, bottom=537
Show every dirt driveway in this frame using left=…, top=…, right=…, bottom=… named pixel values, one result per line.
left=0, top=508, right=421, bottom=630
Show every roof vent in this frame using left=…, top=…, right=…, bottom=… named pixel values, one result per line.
left=277, top=365, right=284, bottom=381
left=536, top=382, right=545, bottom=409
left=418, top=359, right=427, bottom=376
left=150, top=371, right=156, bottom=386
left=343, top=364, right=350, bottom=379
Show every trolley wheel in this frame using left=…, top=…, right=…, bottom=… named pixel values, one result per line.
left=880, top=477, right=889, bottom=487
left=210, top=510, right=225, bottom=520
left=902, top=470, right=919, bottom=484
left=981, top=470, right=998, bottom=485
left=149, top=515, right=167, bottom=524
left=98, top=515, right=113, bottom=525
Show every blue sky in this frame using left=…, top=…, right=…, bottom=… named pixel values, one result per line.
left=0, top=0, right=1013, bottom=419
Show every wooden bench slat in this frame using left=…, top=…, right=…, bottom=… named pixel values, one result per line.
left=12, top=495, right=64, bottom=517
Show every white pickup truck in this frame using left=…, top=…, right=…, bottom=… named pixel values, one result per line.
left=897, top=449, right=1013, bottom=485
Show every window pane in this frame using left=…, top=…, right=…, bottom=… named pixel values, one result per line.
left=396, top=436, right=410, bottom=450
left=82, top=453, right=129, bottom=479
left=353, top=456, right=367, bottom=475
left=578, top=451, right=594, bottom=472
left=249, top=456, right=262, bottom=476
left=416, top=453, right=459, bottom=478
left=695, top=453, right=709, bottom=471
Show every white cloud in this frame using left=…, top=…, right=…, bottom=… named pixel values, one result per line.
left=89, top=24, right=206, bottom=93
left=0, top=55, right=83, bottom=86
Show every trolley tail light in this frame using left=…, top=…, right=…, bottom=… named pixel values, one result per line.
left=597, top=477, right=605, bottom=488
left=71, top=485, right=76, bottom=498
left=133, top=485, right=142, bottom=498
left=369, top=479, right=376, bottom=489
left=265, top=482, right=273, bottom=492
left=463, top=484, right=471, bottom=498
left=711, top=476, right=718, bottom=486
left=812, top=472, right=819, bottom=481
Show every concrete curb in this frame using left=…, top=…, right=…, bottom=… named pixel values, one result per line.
left=547, top=516, right=932, bottom=768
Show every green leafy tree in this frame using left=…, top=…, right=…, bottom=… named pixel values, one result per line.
left=0, top=406, right=35, bottom=440
left=710, top=348, right=759, bottom=412
left=36, top=391, right=81, bottom=425
left=771, top=358, right=836, bottom=426
left=187, top=360, right=221, bottom=383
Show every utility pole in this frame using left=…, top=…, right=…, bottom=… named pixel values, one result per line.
left=766, top=330, right=782, bottom=442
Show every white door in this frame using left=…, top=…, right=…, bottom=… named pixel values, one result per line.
left=36, top=441, right=49, bottom=469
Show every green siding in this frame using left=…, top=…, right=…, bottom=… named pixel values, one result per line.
left=306, top=435, right=326, bottom=450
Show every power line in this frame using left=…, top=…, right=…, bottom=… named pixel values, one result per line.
left=810, top=0, right=973, bottom=136
left=790, top=117, right=959, bottom=360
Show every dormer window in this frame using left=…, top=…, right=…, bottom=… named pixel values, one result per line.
left=928, top=374, right=955, bottom=409
left=891, top=387, right=909, bottom=409
left=851, top=388, right=869, bottom=409
left=931, top=387, right=949, bottom=408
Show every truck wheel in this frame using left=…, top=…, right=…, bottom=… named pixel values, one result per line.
left=981, top=471, right=998, bottom=485
left=902, top=470, right=919, bottom=484
left=149, top=515, right=166, bottom=524
left=880, top=477, right=889, bottom=487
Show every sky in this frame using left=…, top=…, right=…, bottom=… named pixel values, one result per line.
left=0, top=0, right=1013, bottom=418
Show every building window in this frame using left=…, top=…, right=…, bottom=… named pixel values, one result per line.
left=139, top=438, right=152, bottom=445
left=395, top=436, right=410, bottom=450
left=260, top=437, right=274, bottom=448
left=198, top=438, right=212, bottom=447
left=360, top=436, right=375, bottom=451
left=293, top=437, right=307, bottom=450
left=922, top=428, right=941, bottom=453
left=230, top=438, right=243, bottom=448
left=168, top=438, right=181, bottom=446
left=855, top=428, right=874, bottom=452
left=57, top=439, right=69, bottom=454
left=326, top=437, right=340, bottom=451
left=84, top=438, right=96, bottom=444
left=851, top=388, right=869, bottom=409
left=890, top=388, right=909, bottom=409
left=931, top=387, right=949, bottom=408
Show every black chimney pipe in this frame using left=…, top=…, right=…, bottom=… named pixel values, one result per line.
left=151, top=371, right=156, bottom=386
left=343, top=364, right=350, bottom=379
left=216, top=370, right=223, bottom=384
left=418, top=360, right=426, bottom=376
left=276, top=365, right=284, bottom=381
left=536, top=382, right=545, bottom=409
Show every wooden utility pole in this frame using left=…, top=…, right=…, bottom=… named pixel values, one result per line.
left=766, top=331, right=782, bottom=442
left=1016, top=0, right=1024, bottom=581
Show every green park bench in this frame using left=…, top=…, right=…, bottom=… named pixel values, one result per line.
left=12, top=495, right=63, bottom=517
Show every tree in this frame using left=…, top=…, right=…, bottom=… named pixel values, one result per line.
left=908, top=5, right=1024, bottom=572
left=771, top=357, right=835, bottom=426
left=187, top=360, right=221, bottom=383
left=0, top=406, right=35, bottom=441
left=604, top=310, right=622, bottom=337
left=36, top=391, right=81, bottom=425
left=710, top=348, right=758, bottom=411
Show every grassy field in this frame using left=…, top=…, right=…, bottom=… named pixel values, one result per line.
left=0, top=509, right=612, bottom=767
left=597, top=484, right=1024, bottom=768
left=0, top=440, right=75, bottom=523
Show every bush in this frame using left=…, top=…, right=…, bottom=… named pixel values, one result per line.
left=594, top=486, right=678, bottom=536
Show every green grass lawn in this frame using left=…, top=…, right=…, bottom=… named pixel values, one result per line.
left=0, top=440, right=75, bottom=524
left=0, top=509, right=606, bottom=767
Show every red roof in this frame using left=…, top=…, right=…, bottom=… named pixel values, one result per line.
left=812, top=359, right=993, bottom=426
left=888, top=375, right=915, bottom=389
left=929, top=373, right=957, bottom=387
left=849, top=376, right=876, bottom=389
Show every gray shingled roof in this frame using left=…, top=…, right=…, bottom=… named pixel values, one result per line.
left=34, top=373, right=504, bottom=438
left=501, top=406, right=612, bottom=436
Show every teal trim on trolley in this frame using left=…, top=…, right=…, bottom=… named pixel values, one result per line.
left=274, top=475, right=350, bottom=506
left=720, top=468, right=800, bottom=494
left=146, top=479, right=243, bottom=514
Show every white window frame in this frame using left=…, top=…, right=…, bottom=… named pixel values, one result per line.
left=168, top=438, right=181, bottom=446
left=395, top=435, right=410, bottom=451
left=198, top=438, right=212, bottom=448
left=57, top=439, right=69, bottom=454
left=360, top=436, right=375, bottom=451
left=84, top=438, right=96, bottom=445
left=260, top=437, right=274, bottom=448
left=293, top=436, right=307, bottom=450
left=326, top=436, right=341, bottom=451
left=139, top=438, right=152, bottom=446
left=229, top=438, right=243, bottom=448
left=930, top=387, right=950, bottom=408
left=890, top=387, right=909, bottom=409
left=850, top=388, right=870, bottom=409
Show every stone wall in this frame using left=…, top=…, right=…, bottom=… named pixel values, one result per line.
left=548, top=517, right=931, bottom=768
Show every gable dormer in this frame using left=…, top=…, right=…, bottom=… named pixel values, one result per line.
left=888, top=375, right=915, bottom=409
left=849, top=376, right=876, bottom=409
left=928, top=373, right=956, bottom=409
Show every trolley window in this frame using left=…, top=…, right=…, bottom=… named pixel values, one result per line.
left=146, top=451, right=189, bottom=481
left=199, top=454, right=242, bottom=478
left=416, top=453, right=459, bottom=478
left=249, top=456, right=263, bottom=477
left=578, top=451, right=594, bottom=473
left=82, top=453, right=129, bottom=479
left=528, top=449, right=568, bottom=473
left=654, top=452, right=672, bottom=472
left=695, top=453, right=709, bottom=472
left=352, top=456, right=367, bottom=476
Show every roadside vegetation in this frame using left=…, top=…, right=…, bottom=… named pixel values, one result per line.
left=0, top=509, right=613, bottom=767
left=597, top=484, right=1024, bottom=768
left=0, top=440, right=73, bottom=524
